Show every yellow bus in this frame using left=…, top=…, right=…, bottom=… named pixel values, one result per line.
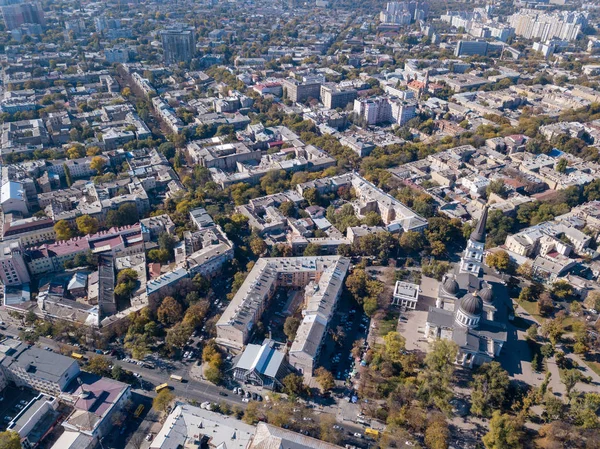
left=155, top=383, right=169, bottom=393
left=169, top=374, right=183, bottom=382
left=134, top=404, right=144, bottom=418
left=71, top=352, right=85, bottom=360
left=365, top=428, right=380, bottom=439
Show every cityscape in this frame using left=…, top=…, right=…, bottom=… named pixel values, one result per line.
left=0, top=0, right=599, bottom=448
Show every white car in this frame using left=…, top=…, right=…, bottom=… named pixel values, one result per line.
left=146, top=434, right=153, bottom=442
left=241, top=398, right=249, bottom=403
left=133, top=373, right=142, bottom=378
left=354, top=433, right=362, bottom=439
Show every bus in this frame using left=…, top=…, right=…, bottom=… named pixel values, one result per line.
left=365, top=429, right=380, bottom=439
left=134, top=404, right=144, bottom=418
left=155, top=383, right=169, bottom=393
left=169, top=374, right=183, bottom=382
left=71, top=352, right=85, bottom=360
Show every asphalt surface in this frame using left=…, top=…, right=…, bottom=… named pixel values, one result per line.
left=0, top=308, right=372, bottom=448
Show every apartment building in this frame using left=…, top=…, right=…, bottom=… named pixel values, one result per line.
left=217, top=256, right=350, bottom=380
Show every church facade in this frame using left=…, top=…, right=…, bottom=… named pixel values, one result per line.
left=424, top=206, right=510, bottom=368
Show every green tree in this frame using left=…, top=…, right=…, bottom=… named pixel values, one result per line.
left=559, top=368, right=583, bottom=396
left=283, top=316, right=301, bottom=341
left=282, top=373, right=306, bottom=398
left=486, top=179, right=507, bottom=199
left=250, top=236, right=267, bottom=256
left=417, top=340, right=458, bottom=413
left=303, top=243, right=321, bottom=256
left=470, top=362, right=510, bottom=418
left=556, top=158, right=568, bottom=173
left=279, top=201, right=296, bottom=217
left=303, top=187, right=320, bottom=206
left=399, top=231, right=424, bottom=253
left=63, top=163, right=73, bottom=186
left=157, top=296, right=183, bottom=327
left=111, top=364, right=124, bottom=381
left=105, top=203, right=139, bottom=228
left=158, top=233, right=177, bottom=253
left=482, top=411, right=524, bottom=449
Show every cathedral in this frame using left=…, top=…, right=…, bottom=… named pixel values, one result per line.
left=424, top=206, right=510, bottom=368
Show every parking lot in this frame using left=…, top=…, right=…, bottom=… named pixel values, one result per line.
left=318, top=292, right=370, bottom=383
left=0, top=385, right=38, bottom=430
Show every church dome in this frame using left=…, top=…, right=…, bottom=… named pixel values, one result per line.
left=479, top=287, right=494, bottom=303
left=459, top=293, right=483, bottom=316
left=442, top=277, right=459, bottom=295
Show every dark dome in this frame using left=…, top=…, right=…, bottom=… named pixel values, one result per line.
left=479, top=287, right=493, bottom=303
left=443, top=278, right=459, bottom=295
left=460, top=293, right=483, bottom=316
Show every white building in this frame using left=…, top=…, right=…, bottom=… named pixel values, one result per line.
left=392, top=281, right=419, bottom=309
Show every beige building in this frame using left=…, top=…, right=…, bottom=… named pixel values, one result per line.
left=216, top=256, right=349, bottom=379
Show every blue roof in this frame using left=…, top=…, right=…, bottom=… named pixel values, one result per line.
left=548, top=148, right=565, bottom=158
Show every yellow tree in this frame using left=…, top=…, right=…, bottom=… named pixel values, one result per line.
left=76, top=215, right=99, bottom=235
left=54, top=220, right=74, bottom=240
left=90, top=156, right=107, bottom=173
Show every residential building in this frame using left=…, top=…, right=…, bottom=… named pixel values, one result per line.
left=0, top=343, right=80, bottom=396
left=217, top=256, right=350, bottom=380
left=0, top=240, right=30, bottom=286
left=1, top=2, right=44, bottom=30
left=150, top=403, right=255, bottom=449
left=282, top=78, right=322, bottom=103
left=250, top=423, right=345, bottom=449
left=161, top=26, right=196, bottom=64
left=320, top=84, right=358, bottom=109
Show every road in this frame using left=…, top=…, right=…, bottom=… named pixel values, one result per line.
left=0, top=307, right=372, bottom=448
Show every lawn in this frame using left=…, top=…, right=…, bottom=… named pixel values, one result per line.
left=584, top=359, right=600, bottom=378
left=519, top=299, right=543, bottom=323
left=378, top=312, right=400, bottom=337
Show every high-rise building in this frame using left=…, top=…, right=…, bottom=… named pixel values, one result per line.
left=1, top=2, right=44, bottom=30
left=455, top=40, right=489, bottom=57
left=508, top=9, right=587, bottom=42
left=0, top=240, right=30, bottom=286
left=160, top=25, right=196, bottom=65
left=379, top=1, right=428, bottom=25
left=353, top=97, right=395, bottom=125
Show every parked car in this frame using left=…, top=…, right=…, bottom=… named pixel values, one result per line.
left=354, top=433, right=363, bottom=439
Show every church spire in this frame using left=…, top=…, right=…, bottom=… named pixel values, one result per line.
left=470, top=205, right=489, bottom=244
left=459, top=205, right=489, bottom=276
